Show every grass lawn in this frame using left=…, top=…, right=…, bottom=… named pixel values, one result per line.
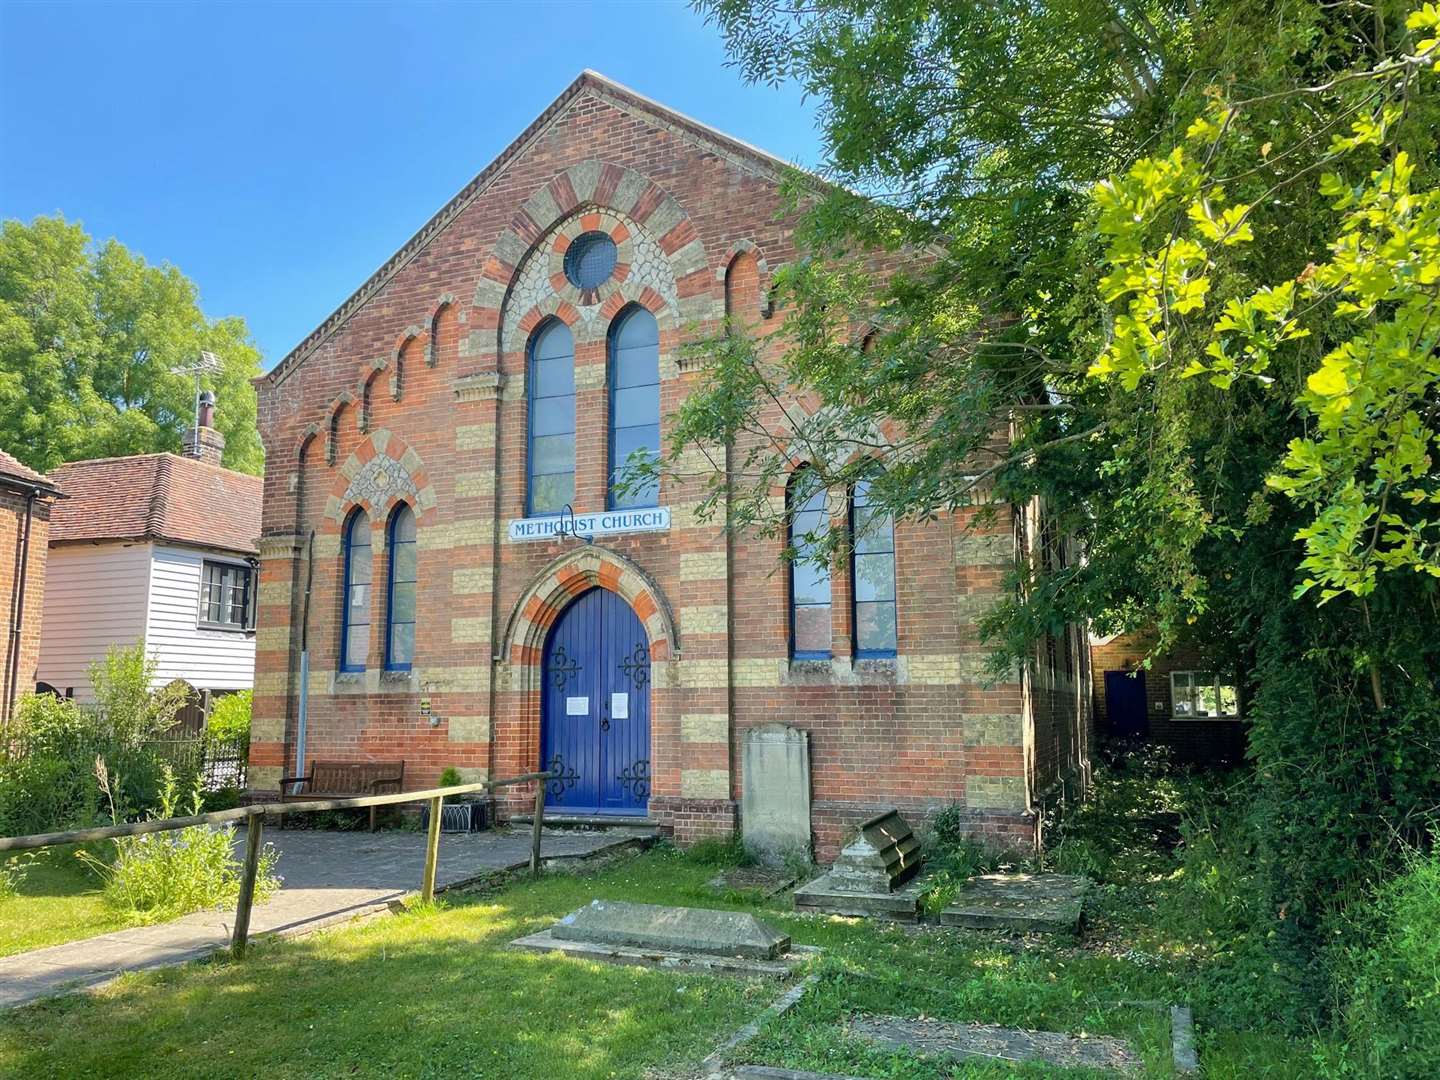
left=0, top=848, right=127, bottom=958
left=0, top=832, right=1323, bottom=1079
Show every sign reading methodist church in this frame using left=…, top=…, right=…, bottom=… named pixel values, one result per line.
left=506, top=507, right=671, bottom=543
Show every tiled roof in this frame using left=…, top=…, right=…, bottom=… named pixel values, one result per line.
left=0, top=449, right=60, bottom=492
left=49, top=453, right=262, bottom=554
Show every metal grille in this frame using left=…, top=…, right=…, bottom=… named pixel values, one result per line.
left=563, top=232, right=618, bottom=290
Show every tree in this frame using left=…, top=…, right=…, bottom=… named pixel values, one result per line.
left=0, top=215, right=264, bottom=475
left=681, top=0, right=1440, bottom=991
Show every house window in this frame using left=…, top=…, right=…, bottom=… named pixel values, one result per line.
left=527, top=319, right=575, bottom=515
left=385, top=505, right=417, bottom=671
left=851, top=480, right=897, bottom=657
left=789, top=471, right=831, bottom=660
left=1171, top=671, right=1241, bottom=719
left=340, top=509, right=372, bottom=672
left=199, top=560, right=254, bottom=630
left=608, top=305, right=660, bottom=509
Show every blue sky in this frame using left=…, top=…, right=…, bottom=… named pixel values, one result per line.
left=0, top=1, right=819, bottom=368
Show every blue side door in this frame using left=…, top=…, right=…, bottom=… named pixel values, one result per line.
left=1105, top=669, right=1149, bottom=739
left=541, top=587, right=650, bottom=815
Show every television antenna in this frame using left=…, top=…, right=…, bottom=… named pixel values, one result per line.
left=171, top=351, right=223, bottom=430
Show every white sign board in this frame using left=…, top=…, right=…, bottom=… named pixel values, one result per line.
left=565, top=696, right=589, bottom=716
left=610, top=692, right=629, bottom=719
left=507, top=507, right=671, bottom=543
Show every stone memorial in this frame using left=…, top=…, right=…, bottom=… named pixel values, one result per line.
left=793, top=809, right=927, bottom=921
left=742, top=724, right=812, bottom=863
left=550, top=899, right=790, bottom=959
left=511, top=899, right=813, bottom=976
left=939, top=873, right=1090, bottom=934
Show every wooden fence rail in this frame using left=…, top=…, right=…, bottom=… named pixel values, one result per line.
left=0, top=770, right=556, bottom=956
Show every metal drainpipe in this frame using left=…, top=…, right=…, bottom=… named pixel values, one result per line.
left=293, top=530, right=315, bottom=791
left=5, top=490, right=37, bottom=729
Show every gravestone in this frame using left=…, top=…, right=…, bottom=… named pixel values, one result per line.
left=742, top=724, right=812, bottom=863
left=793, top=810, right=926, bottom=921
left=939, top=873, right=1089, bottom=934
left=827, top=810, right=922, bottom=893
left=549, top=899, right=791, bottom=960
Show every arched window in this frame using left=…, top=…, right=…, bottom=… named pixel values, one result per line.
left=851, top=481, right=897, bottom=657
left=527, top=319, right=575, bottom=515
left=789, top=471, right=832, bottom=659
left=340, top=509, right=372, bottom=671
left=385, top=504, right=417, bottom=671
left=608, top=306, right=660, bottom=509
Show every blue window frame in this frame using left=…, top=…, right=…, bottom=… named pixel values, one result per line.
left=385, top=504, right=417, bottom=671
left=789, top=471, right=832, bottom=659
left=851, top=481, right=897, bottom=657
left=608, top=305, right=660, bottom=509
left=527, top=319, right=576, bottom=515
left=340, top=509, right=372, bottom=672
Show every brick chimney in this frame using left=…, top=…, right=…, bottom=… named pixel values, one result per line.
left=183, top=390, right=226, bottom=467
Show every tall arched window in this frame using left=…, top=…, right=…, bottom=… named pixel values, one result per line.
left=851, top=481, right=897, bottom=657
left=789, top=471, right=832, bottom=659
left=340, top=509, right=372, bottom=671
left=385, top=504, right=417, bottom=671
left=527, top=319, right=575, bottom=515
left=608, top=306, right=660, bottom=509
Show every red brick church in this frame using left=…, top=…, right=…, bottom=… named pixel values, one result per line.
left=247, top=72, right=1090, bottom=858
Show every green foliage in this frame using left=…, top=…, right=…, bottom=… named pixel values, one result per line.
left=0, top=214, right=264, bottom=475
left=437, top=766, right=462, bottom=788
left=88, top=643, right=189, bottom=749
left=205, top=690, right=251, bottom=742
left=1329, top=845, right=1440, bottom=1076
left=77, top=763, right=279, bottom=923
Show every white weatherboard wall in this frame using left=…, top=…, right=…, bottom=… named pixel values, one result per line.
left=36, top=541, right=152, bottom=701
left=145, top=545, right=255, bottom=692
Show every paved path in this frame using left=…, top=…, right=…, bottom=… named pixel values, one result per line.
left=0, top=826, right=649, bottom=1009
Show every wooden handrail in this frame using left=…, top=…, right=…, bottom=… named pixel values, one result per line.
left=0, top=769, right=555, bottom=958
left=0, top=770, right=555, bottom=852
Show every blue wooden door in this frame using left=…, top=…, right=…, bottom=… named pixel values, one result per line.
left=1105, top=670, right=1149, bottom=739
left=541, top=587, right=651, bottom=815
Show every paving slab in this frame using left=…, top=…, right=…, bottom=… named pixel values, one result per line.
left=550, top=899, right=791, bottom=959
left=850, top=1014, right=1141, bottom=1072
left=939, top=872, right=1089, bottom=934
left=0, top=825, right=651, bottom=1010
left=792, top=870, right=926, bottom=922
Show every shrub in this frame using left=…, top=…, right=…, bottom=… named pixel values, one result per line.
left=1327, top=847, right=1440, bottom=1077
left=88, top=644, right=189, bottom=748
left=438, top=766, right=462, bottom=788
left=79, top=762, right=280, bottom=923
left=206, top=690, right=252, bottom=743
left=0, top=694, right=103, bottom=835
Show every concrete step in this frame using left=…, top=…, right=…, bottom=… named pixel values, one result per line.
left=510, top=812, right=660, bottom=832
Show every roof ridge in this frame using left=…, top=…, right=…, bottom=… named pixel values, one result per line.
left=261, top=70, right=815, bottom=390
left=148, top=455, right=173, bottom=540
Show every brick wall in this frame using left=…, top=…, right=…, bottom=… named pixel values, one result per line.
left=247, top=75, right=1089, bottom=860
left=0, top=486, right=52, bottom=722
left=1089, top=632, right=1245, bottom=764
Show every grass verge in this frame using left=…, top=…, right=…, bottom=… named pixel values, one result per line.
left=0, top=848, right=128, bottom=957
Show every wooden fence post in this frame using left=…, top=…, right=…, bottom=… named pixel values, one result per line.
left=231, top=812, right=264, bottom=957
left=529, top=777, right=546, bottom=878
left=420, top=795, right=443, bottom=902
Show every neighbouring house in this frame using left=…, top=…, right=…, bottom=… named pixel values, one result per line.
left=246, top=71, right=1091, bottom=858
left=0, top=450, right=64, bottom=729
left=36, top=400, right=263, bottom=716
left=1089, top=631, right=1246, bottom=764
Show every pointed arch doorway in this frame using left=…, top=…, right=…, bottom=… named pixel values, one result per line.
left=541, top=587, right=651, bottom=816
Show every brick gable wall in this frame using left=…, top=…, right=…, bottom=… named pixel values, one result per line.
left=0, top=487, right=52, bottom=720
left=249, top=80, right=1087, bottom=858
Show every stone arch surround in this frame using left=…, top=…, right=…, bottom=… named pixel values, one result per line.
left=319, top=429, right=437, bottom=532
left=499, top=545, right=678, bottom=684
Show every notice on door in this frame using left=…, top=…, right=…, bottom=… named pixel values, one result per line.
left=565, top=696, right=589, bottom=716
left=610, top=692, right=629, bottom=719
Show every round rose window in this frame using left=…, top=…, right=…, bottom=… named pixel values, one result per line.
left=563, top=231, right=618, bottom=290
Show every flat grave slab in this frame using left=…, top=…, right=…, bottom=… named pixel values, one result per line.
left=549, top=899, right=791, bottom=959
left=707, top=866, right=797, bottom=898
left=939, top=873, right=1089, bottom=934
left=792, top=870, right=927, bottom=922
left=850, top=1014, right=1141, bottom=1073
left=509, top=928, right=817, bottom=977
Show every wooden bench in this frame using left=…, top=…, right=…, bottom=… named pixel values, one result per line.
left=277, top=760, right=406, bottom=831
